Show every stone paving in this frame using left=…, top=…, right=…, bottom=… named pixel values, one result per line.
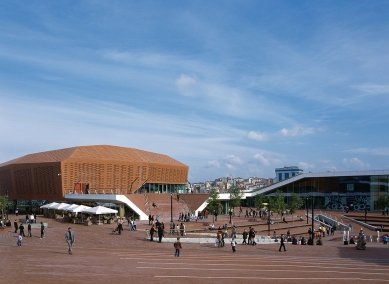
left=1, top=211, right=389, bottom=284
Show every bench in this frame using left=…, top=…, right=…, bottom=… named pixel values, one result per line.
left=248, top=218, right=258, bottom=222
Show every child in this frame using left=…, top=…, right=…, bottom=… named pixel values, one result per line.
left=174, top=237, right=182, bottom=257
left=231, top=238, right=237, bottom=252
left=17, top=234, right=22, bottom=247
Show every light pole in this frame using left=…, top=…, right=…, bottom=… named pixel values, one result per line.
left=170, top=193, right=173, bottom=223
left=306, top=197, right=309, bottom=224
left=311, top=195, right=314, bottom=243
left=267, top=203, right=271, bottom=236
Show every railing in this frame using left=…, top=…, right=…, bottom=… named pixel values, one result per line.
left=65, top=188, right=127, bottom=195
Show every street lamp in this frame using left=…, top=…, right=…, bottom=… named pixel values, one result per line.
left=306, top=197, right=309, bottom=225
left=170, top=193, right=173, bottom=223
left=267, top=204, right=271, bottom=236
left=311, top=196, right=314, bottom=243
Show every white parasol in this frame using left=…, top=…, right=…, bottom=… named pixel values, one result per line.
left=81, top=206, right=118, bottom=224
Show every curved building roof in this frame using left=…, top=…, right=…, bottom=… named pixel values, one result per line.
left=0, top=145, right=187, bottom=167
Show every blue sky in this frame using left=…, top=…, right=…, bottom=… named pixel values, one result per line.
left=1, top=1, right=389, bottom=182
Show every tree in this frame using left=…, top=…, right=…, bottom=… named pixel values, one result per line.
left=229, top=187, right=244, bottom=223
left=269, top=190, right=286, bottom=222
left=288, top=193, right=303, bottom=223
left=254, top=194, right=264, bottom=211
left=377, top=195, right=389, bottom=219
left=207, top=188, right=220, bottom=223
left=0, top=195, right=8, bottom=217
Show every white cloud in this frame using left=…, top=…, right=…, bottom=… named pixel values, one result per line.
left=279, top=126, right=315, bottom=137
left=345, top=148, right=389, bottom=156
left=225, top=163, right=236, bottom=171
left=247, top=131, right=268, bottom=141
left=223, top=154, right=243, bottom=165
left=342, top=158, right=370, bottom=168
left=175, top=74, right=198, bottom=97
left=206, top=160, right=220, bottom=168
left=298, top=162, right=315, bottom=170
left=253, top=152, right=281, bottom=167
left=354, top=84, right=389, bottom=96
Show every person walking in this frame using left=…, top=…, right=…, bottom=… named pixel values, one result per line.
left=279, top=234, right=287, bottom=252
left=231, top=238, right=237, bottom=252
left=216, top=232, right=222, bottom=248
left=179, top=223, right=185, bottom=236
left=174, top=237, right=182, bottom=257
left=14, top=220, right=18, bottom=233
left=149, top=226, right=155, bottom=242
left=17, top=233, right=23, bottom=247
left=40, top=222, right=45, bottom=239
left=169, top=221, right=175, bottom=234
left=19, top=223, right=25, bottom=237
left=65, top=227, right=75, bottom=255
left=242, top=229, right=248, bottom=245
left=27, top=223, right=32, bottom=237
left=157, top=224, right=164, bottom=243
left=118, top=218, right=123, bottom=235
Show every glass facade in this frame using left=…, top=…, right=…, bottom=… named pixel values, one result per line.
left=135, top=183, right=186, bottom=194
left=253, top=175, right=389, bottom=211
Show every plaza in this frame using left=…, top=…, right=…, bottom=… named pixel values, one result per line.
left=1, top=210, right=389, bottom=284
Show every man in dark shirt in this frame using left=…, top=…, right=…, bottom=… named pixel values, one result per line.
left=19, top=223, right=25, bottom=237
left=242, top=229, right=248, bottom=245
left=14, top=220, right=18, bottom=233
left=27, top=223, right=32, bottom=237
left=279, top=234, right=287, bottom=252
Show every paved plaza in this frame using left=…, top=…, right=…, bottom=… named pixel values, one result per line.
left=1, top=212, right=389, bottom=284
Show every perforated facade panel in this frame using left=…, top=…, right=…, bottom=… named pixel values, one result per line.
left=0, top=145, right=188, bottom=200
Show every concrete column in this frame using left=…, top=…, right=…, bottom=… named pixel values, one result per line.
left=119, top=203, right=125, bottom=217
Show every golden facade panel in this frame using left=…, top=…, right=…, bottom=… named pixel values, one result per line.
left=0, top=145, right=188, bottom=200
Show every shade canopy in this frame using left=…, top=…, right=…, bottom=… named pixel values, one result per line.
left=40, top=202, right=59, bottom=209
left=69, top=205, right=91, bottom=213
left=61, top=204, right=80, bottom=211
left=81, top=206, right=118, bottom=215
left=50, top=203, right=71, bottom=210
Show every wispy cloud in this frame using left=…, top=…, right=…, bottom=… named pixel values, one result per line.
left=223, top=154, right=243, bottom=165
left=344, top=148, right=389, bottom=156
left=354, top=84, right=389, bottom=96
left=175, top=74, right=198, bottom=97
left=247, top=131, right=268, bottom=141
left=298, top=162, right=315, bottom=170
left=342, top=158, right=370, bottom=169
left=206, top=160, right=220, bottom=168
left=253, top=152, right=281, bottom=167
left=279, top=126, right=315, bottom=137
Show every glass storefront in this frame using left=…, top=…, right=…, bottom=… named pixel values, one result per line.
left=135, top=183, right=186, bottom=194
left=253, top=175, right=389, bottom=211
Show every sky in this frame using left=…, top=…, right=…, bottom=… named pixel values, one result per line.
left=1, top=1, right=389, bottom=182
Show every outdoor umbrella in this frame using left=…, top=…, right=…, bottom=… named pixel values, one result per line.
left=81, top=206, right=118, bottom=224
left=40, top=202, right=59, bottom=209
left=69, top=205, right=91, bottom=223
left=61, top=204, right=79, bottom=211
left=50, top=203, right=71, bottom=210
